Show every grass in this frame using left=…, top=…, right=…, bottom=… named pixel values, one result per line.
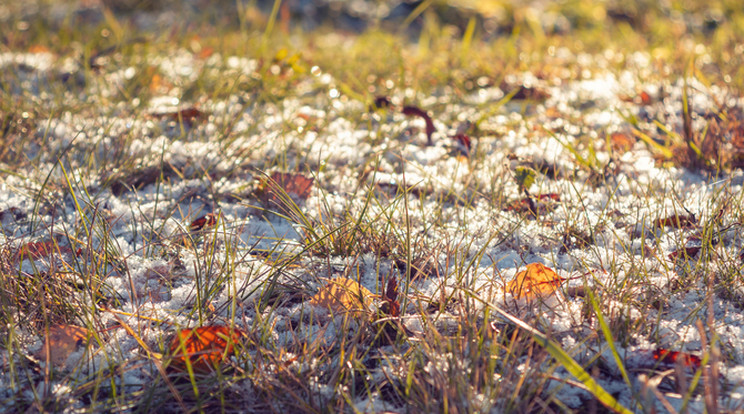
left=1, top=0, right=744, bottom=412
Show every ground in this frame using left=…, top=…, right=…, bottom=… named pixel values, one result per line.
left=1, top=1, right=744, bottom=412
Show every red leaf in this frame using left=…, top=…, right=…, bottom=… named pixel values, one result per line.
left=653, top=348, right=701, bottom=369
left=401, top=105, right=435, bottom=145
left=639, top=90, right=652, bottom=105
left=189, top=213, right=218, bottom=232
left=668, top=246, right=700, bottom=261
left=537, top=193, right=560, bottom=201
left=452, top=133, right=471, bottom=155
left=169, top=326, right=244, bottom=373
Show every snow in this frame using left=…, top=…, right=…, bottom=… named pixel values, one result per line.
left=1, top=45, right=743, bottom=412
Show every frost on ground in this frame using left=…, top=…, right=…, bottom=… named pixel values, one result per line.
left=1, top=44, right=744, bottom=413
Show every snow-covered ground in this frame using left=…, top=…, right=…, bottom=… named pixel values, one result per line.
left=1, top=41, right=744, bottom=412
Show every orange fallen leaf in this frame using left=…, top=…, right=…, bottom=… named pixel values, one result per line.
left=169, top=326, right=244, bottom=374
left=309, top=277, right=374, bottom=318
left=639, top=90, right=653, bottom=105
left=507, top=263, right=565, bottom=300
left=38, top=324, right=91, bottom=367
left=609, top=132, right=634, bottom=152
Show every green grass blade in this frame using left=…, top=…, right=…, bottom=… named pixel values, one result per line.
left=586, top=289, right=640, bottom=411
left=467, top=291, right=633, bottom=414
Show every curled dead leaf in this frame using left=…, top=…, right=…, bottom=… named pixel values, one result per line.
left=401, top=105, right=435, bottom=145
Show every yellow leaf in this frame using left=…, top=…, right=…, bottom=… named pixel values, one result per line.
left=38, top=324, right=91, bottom=367
left=507, top=263, right=564, bottom=300
left=309, top=277, right=374, bottom=318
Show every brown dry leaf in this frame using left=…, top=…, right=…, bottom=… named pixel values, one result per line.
left=654, top=214, right=697, bottom=229
left=401, top=105, right=436, bottom=145
left=38, top=324, right=91, bottom=367
left=258, top=172, right=314, bottom=206
left=309, top=277, right=374, bottom=318
left=16, top=240, right=75, bottom=262
left=609, top=132, right=635, bottom=152
left=150, top=107, right=207, bottom=127
left=668, top=246, right=700, bottom=262
left=507, top=263, right=565, bottom=300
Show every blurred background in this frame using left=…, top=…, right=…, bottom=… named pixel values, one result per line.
left=2, top=0, right=740, bottom=41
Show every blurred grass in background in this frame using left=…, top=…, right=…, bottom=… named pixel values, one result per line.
left=2, top=0, right=743, bottom=92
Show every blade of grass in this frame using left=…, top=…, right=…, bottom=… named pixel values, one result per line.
left=465, top=290, right=633, bottom=414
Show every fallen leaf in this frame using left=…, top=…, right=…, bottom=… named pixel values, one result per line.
left=258, top=172, right=314, bottom=205
left=653, top=348, right=701, bottom=370
left=380, top=275, right=400, bottom=317
left=169, top=326, right=244, bottom=373
left=654, top=214, right=697, bottom=229
left=505, top=193, right=560, bottom=217
left=401, top=105, right=435, bottom=145
left=189, top=213, right=218, bottom=232
left=452, top=133, right=471, bottom=156
left=507, top=263, right=565, bottom=300
left=38, top=324, right=91, bottom=367
left=609, top=132, right=634, bottom=152
left=639, top=90, right=652, bottom=105
left=499, top=80, right=551, bottom=100
left=17, top=241, right=56, bottom=260
left=668, top=246, right=700, bottom=262
left=151, top=107, right=207, bottom=127
left=309, top=277, right=374, bottom=318
left=16, top=240, right=73, bottom=261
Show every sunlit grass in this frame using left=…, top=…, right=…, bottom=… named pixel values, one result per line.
left=1, top=0, right=743, bottom=412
